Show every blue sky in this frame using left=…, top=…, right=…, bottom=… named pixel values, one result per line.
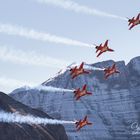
left=0, top=0, right=140, bottom=93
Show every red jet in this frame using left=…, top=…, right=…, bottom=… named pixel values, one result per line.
left=75, top=116, right=92, bottom=131
left=73, top=84, right=92, bottom=100
left=70, top=62, right=90, bottom=79
left=94, top=40, right=114, bottom=57
left=127, top=13, right=140, bottom=30
left=104, top=64, right=120, bottom=79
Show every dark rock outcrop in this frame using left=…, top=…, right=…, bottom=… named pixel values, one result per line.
left=0, top=92, right=68, bottom=140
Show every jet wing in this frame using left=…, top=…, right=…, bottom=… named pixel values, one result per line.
left=97, top=51, right=103, bottom=57
left=107, top=48, right=114, bottom=52
left=129, top=24, right=135, bottom=30
left=104, top=40, right=109, bottom=46
left=76, top=96, right=81, bottom=100
left=82, top=84, right=87, bottom=90
left=105, top=74, right=110, bottom=79
left=112, top=64, right=116, bottom=69
left=77, top=126, right=81, bottom=131
left=72, top=74, right=77, bottom=79
left=84, top=116, right=88, bottom=121
left=79, top=62, right=84, bottom=70
left=136, top=13, right=140, bottom=20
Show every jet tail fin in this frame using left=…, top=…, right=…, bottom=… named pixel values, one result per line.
left=87, top=122, right=92, bottom=125
left=115, top=70, right=120, bottom=74
left=86, top=92, right=92, bottom=95
left=84, top=116, right=88, bottom=121
left=107, top=48, right=114, bottom=52
left=84, top=71, right=90, bottom=74
left=82, top=84, right=87, bottom=90
left=79, top=62, right=84, bottom=69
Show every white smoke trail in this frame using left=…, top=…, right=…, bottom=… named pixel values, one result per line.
left=36, top=0, right=127, bottom=21
left=0, top=111, right=75, bottom=125
left=0, top=23, right=90, bottom=47
left=69, top=62, right=105, bottom=71
left=0, top=46, right=69, bottom=68
left=33, top=85, right=74, bottom=92
left=84, top=64, right=105, bottom=71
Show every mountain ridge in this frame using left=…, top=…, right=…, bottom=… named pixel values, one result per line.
left=10, top=56, right=140, bottom=140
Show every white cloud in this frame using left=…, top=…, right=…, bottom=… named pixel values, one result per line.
left=0, top=23, right=90, bottom=47
left=0, top=46, right=69, bottom=68
left=36, top=0, right=127, bottom=20
left=0, top=76, right=36, bottom=93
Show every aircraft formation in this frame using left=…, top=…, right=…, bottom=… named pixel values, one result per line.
left=70, top=42, right=120, bottom=130
left=69, top=13, right=140, bottom=131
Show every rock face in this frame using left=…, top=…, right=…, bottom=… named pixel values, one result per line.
left=10, top=56, right=140, bottom=140
left=0, top=92, right=68, bottom=140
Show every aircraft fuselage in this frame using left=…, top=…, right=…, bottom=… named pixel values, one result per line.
left=77, top=90, right=86, bottom=97
left=101, top=46, right=108, bottom=52
left=134, top=20, right=140, bottom=25
left=73, top=69, right=84, bottom=76
left=78, top=121, right=87, bottom=129
left=107, top=69, right=116, bottom=75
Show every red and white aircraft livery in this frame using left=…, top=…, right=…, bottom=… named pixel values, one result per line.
left=104, top=64, right=120, bottom=79
left=94, top=40, right=114, bottom=57
left=128, top=13, right=140, bottom=30
left=73, top=84, right=92, bottom=100
left=70, top=62, right=90, bottom=79
left=75, top=116, right=92, bottom=131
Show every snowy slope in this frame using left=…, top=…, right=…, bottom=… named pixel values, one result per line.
left=10, top=56, right=140, bottom=140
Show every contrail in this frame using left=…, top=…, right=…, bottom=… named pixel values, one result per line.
left=69, top=63, right=105, bottom=71
left=0, top=46, right=69, bottom=68
left=84, top=64, right=105, bottom=71
left=26, top=85, right=74, bottom=93
left=36, top=0, right=127, bottom=21
left=0, top=111, right=75, bottom=125
left=0, top=23, right=90, bottom=47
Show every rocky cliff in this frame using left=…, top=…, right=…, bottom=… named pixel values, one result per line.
left=10, top=56, right=140, bottom=140
left=0, top=92, right=68, bottom=140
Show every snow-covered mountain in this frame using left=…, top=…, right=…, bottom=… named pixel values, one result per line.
left=10, top=56, right=140, bottom=140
